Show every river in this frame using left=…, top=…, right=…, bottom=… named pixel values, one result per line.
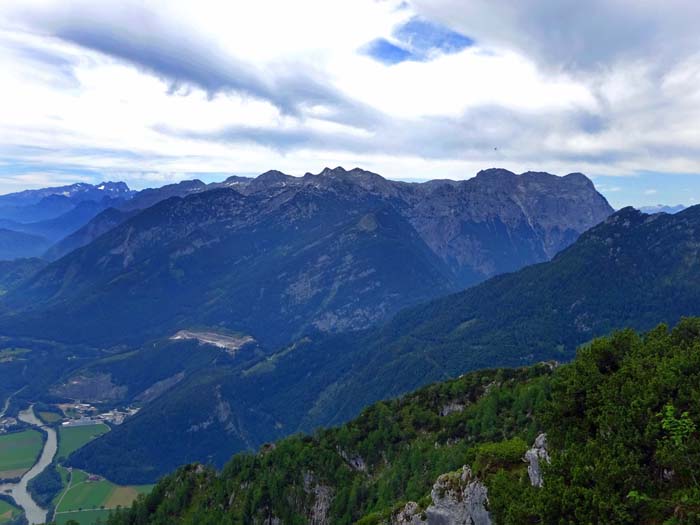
left=0, top=406, right=57, bottom=525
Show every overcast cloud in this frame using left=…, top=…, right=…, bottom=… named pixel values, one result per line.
left=0, top=0, right=699, bottom=206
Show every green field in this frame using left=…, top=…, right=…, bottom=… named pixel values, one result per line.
left=0, top=499, right=22, bottom=524
left=0, top=428, right=43, bottom=479
left=55, top=508, right=112, bottom=525
left=54, top=468, right=153, bottom=519
left=57, top=424, right=110, bottom=460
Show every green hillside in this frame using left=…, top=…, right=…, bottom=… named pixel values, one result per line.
left=105, top=320, right=700, bottom=525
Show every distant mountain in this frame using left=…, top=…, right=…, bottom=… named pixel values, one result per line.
left=0, top=181, right=135, bottom=260
left=0, top=181, right=131, bottom=207
left=44, top=207, right=138, bottom=261
left=44, top=180, right=209, bottom=260
left=117, top=179, right=206, bottom=212
left=0, top=198, right=123, bottom=243
left=1, top=167, right=611, bottom=348
left=68, top=205, right=700, bottom=482
left=639, top=203, right=686, bottom=214
left=0, top=181, right=132, bottom=223
left=0, top=228, right=50, bottom=260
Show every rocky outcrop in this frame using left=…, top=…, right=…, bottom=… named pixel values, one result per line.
left=524, top=433, right=550, bottom=488
left=337, top=448, right=367, bottom=471
left=439, top=401, right=465, bottom=416
left=300, top=472, right=333, bottom=525
left=393, top=501, right=427, bottom=525
left=391, top=466, right=491, bottom=525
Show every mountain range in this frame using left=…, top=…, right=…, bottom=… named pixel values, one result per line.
left=0, top=179, right=216, bottom=261
left=638, top=203, right=686, bottom=214
left=0, top=167, right=612, bottom=348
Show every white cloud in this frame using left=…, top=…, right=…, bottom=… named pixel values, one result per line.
left=0, top=0, right=698, bottom=195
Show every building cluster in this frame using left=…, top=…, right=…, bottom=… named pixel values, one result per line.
left=0, top=416, right=18, bottom=434
left=60, top=403, right=140, bottom=427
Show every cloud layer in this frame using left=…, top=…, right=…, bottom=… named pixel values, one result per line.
left=0, top=0, right=699, bottom=206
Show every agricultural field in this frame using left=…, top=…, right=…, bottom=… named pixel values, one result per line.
left=55, top=508, right=112, bottom=525
left=0, top=428, right=43, bottom=479
left=57, top=424, right=110, bottom=460
left=53, top=468, right=152, bottom=524
left=0, top=499, right=22, bottom=524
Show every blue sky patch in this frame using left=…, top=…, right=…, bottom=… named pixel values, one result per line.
left=394, top=17, right=474, bottom=55
left=362, top=38, right=416, bottom=65
left=362, top=16, right=474, bottom=65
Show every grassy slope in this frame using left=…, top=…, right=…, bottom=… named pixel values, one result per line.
left=57, top=424, right=110, bottom=460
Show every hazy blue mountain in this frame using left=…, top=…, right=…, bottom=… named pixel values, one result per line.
left=0, top=228, right=51, bottom=260
left=44, top=179, right=210, bottom=260
left=0, top=198, right=123, bottom=243
left=0, top=181, right=132, bottom=223
left=43, top=207, right=138, bottom=261
left=639, top=203, right=686, bottom=214
left=117, top=179, right=207, bottom=211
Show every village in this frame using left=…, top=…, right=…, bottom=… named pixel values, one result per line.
left=57, top=402, right=140, bottom=427
left=0, top=402, right=139, bottom=434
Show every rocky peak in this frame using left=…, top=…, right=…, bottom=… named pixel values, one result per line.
left=475, top=167, right=517, bottom=180
left=563, top=172, right=595, bottom=187
left=96, top=181, right=132, bottom=194
left=223, top=175, right=252, bottom=186
left=603, top=206, right=646, bottom=227
left=252, top=170, right=295, bottom=187
left=391, top=466, right=492, bottom=525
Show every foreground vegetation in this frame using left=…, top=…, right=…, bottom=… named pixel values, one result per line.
left=104, top=319, right=700, bottom=524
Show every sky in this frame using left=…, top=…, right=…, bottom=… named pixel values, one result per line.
left=0, top=1, right=699, bottom=208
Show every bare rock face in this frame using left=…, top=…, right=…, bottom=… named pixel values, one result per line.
left=525, top=433, right=550, bottom=488
left=439, top=401, right=465, bottom=417
left=337, top=448, right=367, bottom=471
left=391, top=466, right=492, bottom=525
left=393, top=502, right=427, bottom=525
left=303, top=471, right=333, bottom=525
